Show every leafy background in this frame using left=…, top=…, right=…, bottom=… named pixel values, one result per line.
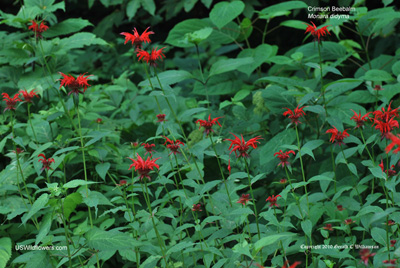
left=1, top=0, right=400, bottom=267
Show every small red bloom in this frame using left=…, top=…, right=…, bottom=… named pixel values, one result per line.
left=142, top=143, right=156, bottom=155
left=117, top=180, right=128, bottom=186
left=192, top=204, right=202, bottom=212
left=274, top=150, right=296, bottom=168
left=386, top=133, right=400, bottom=154
left=387, top=220, right=396, bottom=226
left=225, top=133, right=263, bottom=158
left=266, top=195, right=281, bottom=207
left=350, top=110, right=371, bottom=129
left=120, top=27, right=154, bottom=50
left=359, top=249, right=376, bottom=265
left=196, top=114, right=223, bottom=136
left=128, top=154, right=160, bottom=181
left=282, top=261, right=301, bottom=268
left=19, top=89, right=39, bottom=103
left=323, top=223, right=333, bottom=231
left=237, top=194, right=251, bottom=206
left=345, top=218, right=355, bottom=225
left=2, top=93, right=22, bottom=112
left=228, top=159, right=231, bottom=175
left=96, top=118, right=103, bottom=124
left=391, top=240, right=396, bottom=247
left=283, top=105, right=306, bottom=125
left=337, top=205, right=345, bottom=211
left=131, top=142, right=140, bottom=149
left=373, top=102, right=399, bottom=120
left=280, top=178, right=287, bottom=184
left=156, top=114, right=166, bottom=122
left=379, top=158, right=397, bottom=177
left=373, top=117, right=399, bottom=139
left=38, top=153, right=55, bottom=171
left=326, top=126, right=349, bottom=145
left=59, top=72, right=92, bottom=96
left=374, top=85, right=383, bottom=91
left=28, top=20, right=49, bottom=38
left=13, top=147, right=24, bottom=154
left=383, top=259, right=397, bottom=268
left=304, top=21, right=330, bottom=43
left=162, top=136, right=184, bottom=155
left=136, top=47, right=166, bottom=67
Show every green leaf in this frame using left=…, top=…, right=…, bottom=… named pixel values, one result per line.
left=60, top=32, right=108, bottom=50
left=185, top=27, right=213, bottom=45
left=258, top=1, right=307, bottom=19
left=140, top=0, right=156, bottom=15
left=209, top=1, right=245, bottom=29
left=237, top=44, right=278, bottom=76
left=63, top=192, right=82, bottom=219
left=86, top=227, right=138, bottom=251
left=209, top=57, right=254, bottom=77
left=63, top=180, right=99, bottom=189
left=95, top=162, right=110, bottom=180
left=126, top=0, right=141, bottom=19
left=369, top=167, right=386, bottom=179
left=0, top=237, right=11, bottom=268
left=165, top=19, right=209, bottom=48
left=35, top=213, right=52, bottom=246
left=21, top=194, right=49, bottom=225
left=301, top=220, right=312, bottom=239
left=254, top=232, right=296, bottom=251
left=166, top=242, right=194, bottom=255
left=43, top=18, right=93, bottom=38
left=139, top=70, right=193, bottom=87
left=371, top=227, right=388, bottom=247
left=361, top=69, right=394, bottom=82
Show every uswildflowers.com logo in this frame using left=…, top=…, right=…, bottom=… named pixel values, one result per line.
left=15, top=244, right=67, bottom=251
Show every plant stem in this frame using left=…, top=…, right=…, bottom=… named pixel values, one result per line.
left=243, top=159, right=261, bottom=240
left=339, top=144, right=362, bottom=203
left=295, top=125, right=310, bottom=214
left=27, top=103, right=38, bottom=145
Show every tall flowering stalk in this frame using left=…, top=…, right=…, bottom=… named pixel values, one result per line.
left=19, top=89, right=39, bottom=144
left=225, top=133, right=263, bottom=240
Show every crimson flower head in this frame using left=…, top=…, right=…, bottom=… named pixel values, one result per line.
left=350, top=110, right=371, bottom=129
left=38, top=153, right=55, bottom=171
left=391, top=240, right=396, bottom=247
left=337, top=205, right=345, bottom=211
left=387, top=220, right=396, bottom=226
left=2, top=93, right=22, bottom=112
left=373, top=117, right=399, bottom=139
left=266, top=195, right=281, bottom=207
left=225, top=133, right=263, bottom=158
left=374, top=85, right=383, bottom=91
left=96, top=118, right=103, bottom=124
left=280, top=178, right=287, bottom=184
left=359, top=249, right=376, bottom=265
left=116, top=180, right=128, bottom=187
left=283, top=105, right=306, bottom=125
left=142, top=143, right=156, bottom=155
left=156, top=114, right=166, bottom=122
left=120, top=27, right=154, bottom=50
left=374, top=102, right=399, bottom=120
left=326, top=126, right=349, bottom=145
left=196, top=114, right=222, bottom=136
left=128, top=154, right=160, bottom=181
left=383, top=259, right=397, bottom=268
left=192, top=204, right=202, bottom=212
left=59, top=72, right=92, bottom=96
left=379, top=158, right=397, bottom=177
left=345, top=218, right=355, bottom=225
left=162, top=136, right=184, bottom=155
left=274, top=150, right=296, bottom=168
left=386, top=133, right=400, bottom=154
left=136, top=47, right=166, bottom=67
left=19, top=89, right=39, bottom=103
left=13, top=147, right=24, bottom=154
left=131, top=141, right=140, bottom=149
left=304, top=21, right=330, bottom=43
left=28, top=20, right=49, bottom=38
left=282, top=261, right=301, bottom=268
left=323, top=223, right=333, bottom=231
left=237, top=194, right=251, bottom=206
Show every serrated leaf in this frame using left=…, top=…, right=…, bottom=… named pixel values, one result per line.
left=86, top=227, right=138, bottom=251
left=0, top=237, right=12, bottom=268
left=209, top=57, right=253, bottom=77
left=95, top=162, right=110, bottom=180
left=63, top=180, right=99, bottom=189
left=210, top=1, right=245, bottom=29
left=21, top=194, right=49, bottom=225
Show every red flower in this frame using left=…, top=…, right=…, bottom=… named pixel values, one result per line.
left=120, top=27, right=154, bottom=50
left=280, top=178, right=287, bottom=184
left=38, top=153, right=55, bottom=171
left=28, top=20, right=49, bottom=37
left=274, top=150, right=296, bottom=168
left=13, top=147, right=24, bottom=154
left=237, top=194, right=251, bottom=206
left=345, top=218, right=355, bottom=225
left=379, top=158, right=397, bottom=177
left=387, top=220, right=396, bottom=226
left=323, top=223, right=333, bottom=231
left=359, top=249, right=376, bottom=265
left=326, top=126, right=349, bottom=145
left=19, top=89, right=39, bottom=103
left=225, top=133, right=263, bottom=158
left=373, top=117, right=399, bottom=139
left=141, top=143, right=156, bottom=155
left=96, top=118, right=103, bottom=124
left=337, top=205, right=345, bottom=211
left=373, top=102, right=399, bottom=120
left=383, top=259, right=397, bottom=268
left=386, top=133, right=400, bottom=154
left=59, top=72, right=92, bottom=96
left=131, top=142, right=140, bottom=149
left=2, top=93, right=22, bottom=112
left=304, top=21, right=330, bottom=43
left=391, top=240, right=396, bottom=247
left=283, top=105, right=306, bottom=125
left=136, top=47, right=166, bottom=67
left=266, top=195, right=281, bottom=207
left=192, top=204, right=202, bottom=212
left=162, top=136, right=184, bottom=155
left=116, top=180, right=128, bottom=187
left=374, top=85, right=383, bottom=91
left=128, top=154, right=160, bottom=181
left=156, top=114, right=166, bottom=122
left=350, top=110, right=371, bottom=129
left=196, top=114, right=223, bottom=136
left=282, top=261, right=301, bottom=268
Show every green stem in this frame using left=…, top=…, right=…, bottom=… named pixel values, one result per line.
left=330, top=145, right=337, bottom=194
left=27, top=103, right=38, bottom=145
left=339, top=144, right=362, bottom=203
left=317, top=44, right=328, bottom=116
left=356, top=24, right=372, bottom=70
left=243, top=159, right=261, bottom=240
left=60, top=199, right=73, bottom=268
left=295, top=125, right=310, bottom=215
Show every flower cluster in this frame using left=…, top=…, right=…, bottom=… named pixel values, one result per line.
left=59, top=72, right=93, bottom=96
left=128, top=154, right=160, bottom=181
left=283, top=105, right=306, bottom=125
left=2, top=93, right=22, bottom=112
left=237, top=194, right=251, bottom=206
left=274, top=150, right=296, bottom=168
left=19, top=89, right=39, bottom=103
left=28, top=20, right=49, bottom=38
left=304, top=21, right=330, bottom=43
left=225, top=133, right=262, bottom=158
left=266, top=195, right=281, bottom=207
left=137, top=47, right=166, bottom=67
left=326, top=126, right=349, bottom=145
left=38, top=153, right=55, bottom=171
left=379, top=158, right=397, bottom=177
left=350, top=110, right=371, bottom=129
left=372, top=102, right=399, bottom=139
left=163, top=136, right=184, bottom=155
left=120, top=27, right=154, bottom=50
left=142, top=143, right=156, bottom=155
left=196, top=114, right=222, bottom=136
